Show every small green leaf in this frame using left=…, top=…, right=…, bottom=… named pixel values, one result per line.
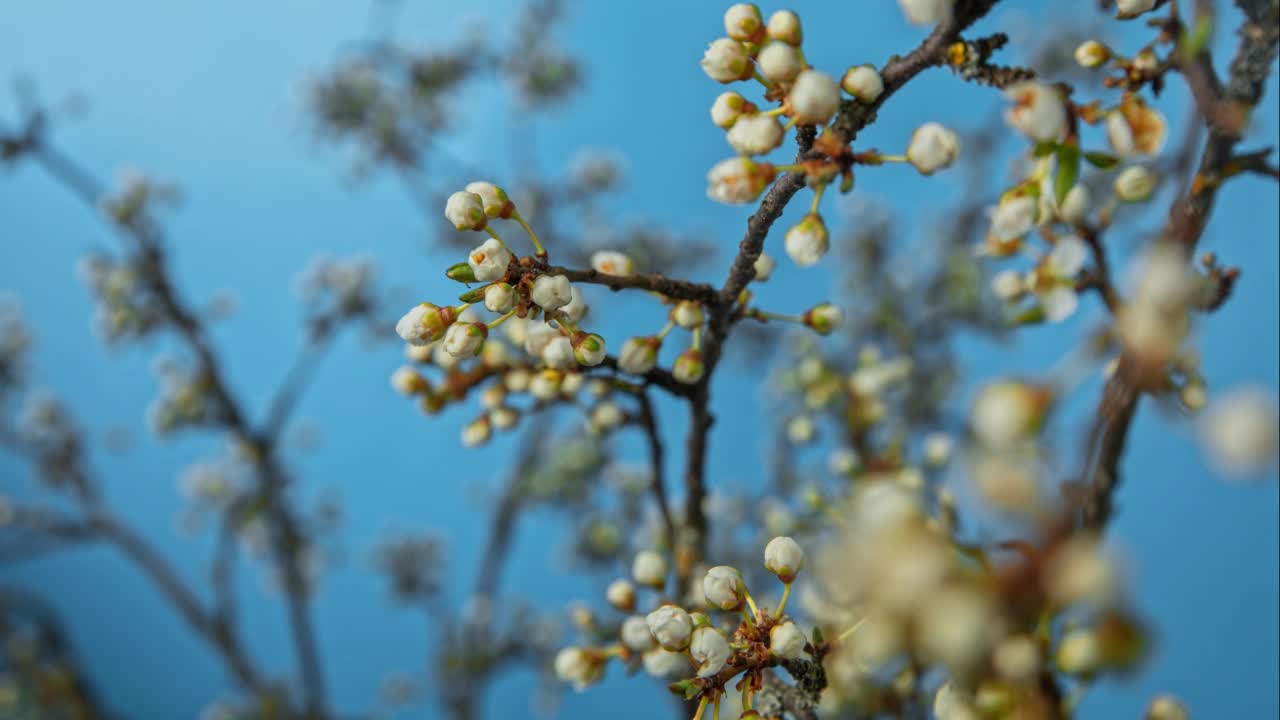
left=445, top=261, right=476, bottom=283
left=1033, top=141, right=1060, bottom=157
left=1055, top=145, right=1081, bottom=206
left=457, top=287, right=486, bottom=303
left=811, top=626, right=825, bottom=646
left=668, top=679, right=693, bottom=697
left=1084, top=151, right=1119, bottom=169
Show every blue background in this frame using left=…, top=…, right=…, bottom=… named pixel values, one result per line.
left=1, top=1, right=1276, bottom=718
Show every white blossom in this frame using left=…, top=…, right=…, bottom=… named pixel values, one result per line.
left=784, top=213, right=829, bottom=267
left=461, top=416, right=491, bottom=447
left=673, top=349, right=705, bottom=385
left=672, top=300, right=704, bottom=329
left=396, top=303, right=449, bottom=346
left=758, top=41, right=803, bottom=84
left=702, top=566, right=745, bottom=610
left=1146, top=696, right=1190, bottom=720
left=590, top=250, right=634, bottom=276
left=1114, top=166, right=1157, bottom=202
left=711, top=91, right=750, bottom=129
left=1055, top=629, right=1101, bottom=674
left=444, top=191, right=487, bottom=231
left=464, top=181, right=514, bottom=219
left=572, top=333, right=607, bottom=367
left=642, top=647, right=687, bottom=678
left=529, top=369, right=562, bottom=400
left=620, top=615, right=654, bottom=651
left=619, top=337, right=660, bottom=375
left=788, top=70, right=840, bottom=125
left=467, top=238, right=512, bottom=282
left=606, top=578, right=635, bottom=611
left=1202, top=387, right=1279, bottom=476
left=706, top=157, right=775, bottom=204
left=1107, top=97, right=1167, bottom=156
left=770, top=621, right=806, bottom=659
left=753, top=252, right=776, bottom=281
left=766, top=10, right=802, bottom=45
left=899, top=0, right=952, bottom=25
left=1003, top=82, right=1067, bottom=142
left=561, top=285, right=588, bottom=323
left=690, top=626, right=731, bottom=677
left=991, top=269, right=1027, bottom=302
left=841, top=65, right=883, bottom=103
left=1075, top=40, right=1110, bottom=68
left=727, top=113, right=784, bottom=155
left=1116, top=0, right=1158, bottom=17
left=542, top=335, right=576, bottom=369
left=632, top=550, right=668, bottom=588
left=987, top=195, right=1038, bottom=245
left=443, top=322, right=486, bottom=359
left=645, top=605, right=693, bottom=650
left=390, top=366, right=426, bottom=396
left=803, top=303, right=843, bottom=335
left=483, top=282, right=515, bottom=313
left=972, top=381, right=1046, bottom=449
left=906, top=122, right=960, bottom=175
left=531, top=274, right=573, bottom=311
left=764, top=535, right=805, bottom=582
left=701, top=38, right=752, bottom=83
left=554, top=647, right=602, bottom=691
left=724, top=3, right=764, bottom=42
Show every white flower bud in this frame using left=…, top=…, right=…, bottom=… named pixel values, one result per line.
left=769, top=621, right=806, bottom=659
left=1059, top=183, right=1091, bottom=224
left=1201, top=387, right=1279, bottom=475
left=464, top=181, right=514, bottom=219
left=1004, top=82, right=1067, bottom=142
left=689, top=626, right=731, bottom=677
left=1116, top=0, right=1157, bottom=17
left=841, top=65, right=883, bottom=103
left=467, top=238, right=512, bottom=282
left=784, top=213, right=829, bottom=267
left=445, top=191, right=487, bottom=231
left=991, top=269, right=1026, bottom=301
left=461, top=416, right=491, bottom=447
left=554, top=647, right=602, bottom=691
left=1107, top=96, right=1167, bottom=156
left=620, top=615, right=654, bottom=652
left=542, top=335, right=576, bottom=370
left=645, top=605, right=693, bottom=651
left=619, top=336, right=660, bottom=375
left=899, top=0, right=952, bottom=25
left=701, top=38, right=752, bottom=83
left=673, top=349, right=706, bottom=385
left=994, top=634, right=1042, bottom=683
left=390, top=366, right=427, bottom=396
left=711, top=91, right=750, bottom=129
left=724, top=3, right=764, bottom=42
left=489, top=405, right=519, bottom=430
left=923, top=432, right=952, bottom=466
left=788, top=70, right=840, bottom=125
left=572, top=333, right=607, bottom=367
left=672, top=301, right=705, bottom=329
left=766, top=10, right=802, bottom=45
left=606, top=578, right=635, bottom=612
left=561, top=285, right=588, bottom=324
left=1075, top=40, right=1111, bottom=68
left=504, top=367, right=531, bottom=392
left=484, top=282, right=515, bottom=313
left=632, top=550, right=668, bottom=588
left=444, top=321, right=487, bottom=359
left=787, top=415, right=815, bottom=444
left=590, top=250, right=634, bottom=276
left=753, top=252, right=776, bottom=281
left=1146, top=695, right=1189, bottom=720
left=531, top=274, right=573, bottom=311
left=934, top=682, right=979, bottom=720
left=727, top=113, right=784, bottom=155
left=906, top=122, right=960, bottom=175
left=1055, top=629, right=1101, bottom=675
left=702, top=566, right=745, bottom=610
left=529, top=369, right=563, bottom=401
left=588, top=401, right=623, bottom=433
left=396, top=302, right=451, bottom=346
left=706, top=157, right=776, bottom=204
left=642, top=647, right=687, bottom=678
left=763, top=535, right=805, bottom=582
left=972, top=381, right=1049, bottom=449
left=561, top=371, right=584, bottom=397
left=1114, top=166, right=1157, bottom=202
left=758, top=41, right=803, bottom=84
left=803, top=303, right=843, bottom=335
left=988, top=195, right=1037, bottom=244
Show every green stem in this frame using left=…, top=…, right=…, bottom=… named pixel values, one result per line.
left=777, top=582, right=793, bottom=616
left=511, top=210, right=546, bottom=257
left=486, top=309, right=517, bottom=329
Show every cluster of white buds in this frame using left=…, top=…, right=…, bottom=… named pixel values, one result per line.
left=554, top=537, right=814, bottom=708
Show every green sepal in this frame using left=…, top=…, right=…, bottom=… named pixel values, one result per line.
left=446, top=262, right=476, bottom=283
left=1055, top=144, right=1081, bottom=206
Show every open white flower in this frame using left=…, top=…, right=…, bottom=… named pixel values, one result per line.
left=788, top=70, right=840, bottom=125
left=701, top=38, right=752, bottom=83
left=1004, top=82, right=1067, bottom=142
left=690, top=626, right=731, bottom=677
left=906, top=122, right=960, bottom=175
left=727, top=113, right=784, bottom=155
left=467, top=238, right=511, bottom=282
